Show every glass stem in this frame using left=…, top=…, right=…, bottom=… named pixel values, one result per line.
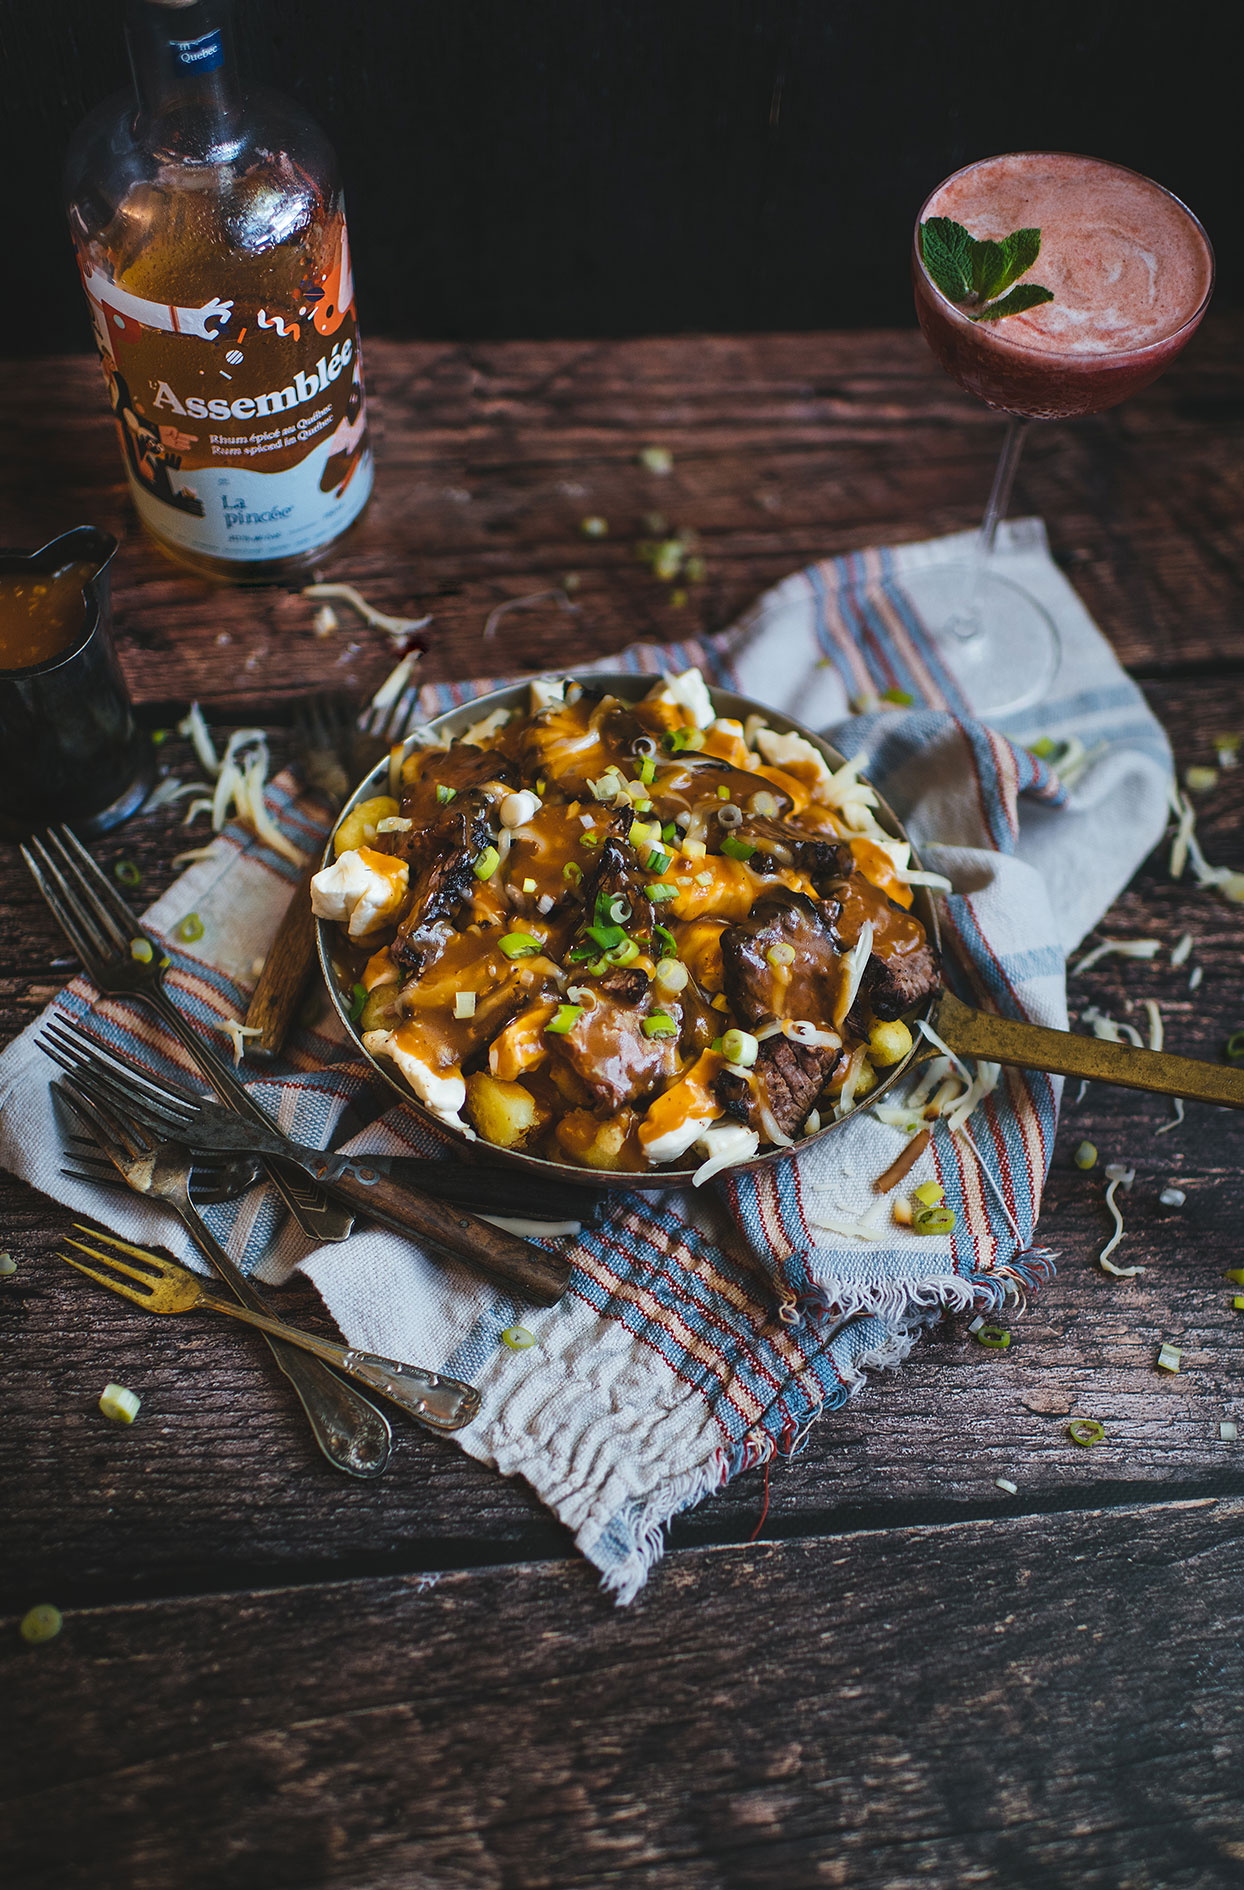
left=948, top=416, right=1030, bottom=642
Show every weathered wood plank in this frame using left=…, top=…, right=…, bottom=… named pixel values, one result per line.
left=4, top=1501, right=1243, bottom=1890
left=0, top=319, right=1240, bottom=713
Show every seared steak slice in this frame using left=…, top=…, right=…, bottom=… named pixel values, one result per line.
left=594, top=967, right=649, bottom=1007
left=580, top=833, right=654, bottom=942
left=401, top=744, right=517, bottom=823
left=865, top=939, right=940, bottom=1020
left=717, top=1036, right=840, bottom=1139
left=724, top=814, right=852, bottom=886
left=720, top=890, right=842, bottom=1030
left=548, top=989, right=680, bottom=1114
left=390, top=795, right=494, bottom=974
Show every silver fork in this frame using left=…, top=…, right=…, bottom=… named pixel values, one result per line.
left=20, top=824, right=353, bottom=1245
left=243, top=680, right=430, bottom=1057
left=52, top=1070, right=395, bottom=1477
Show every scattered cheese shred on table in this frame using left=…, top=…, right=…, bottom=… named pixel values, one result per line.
left=1072, top=937, right=1161, bottom=975
left=302, top=582, right=432, bottom=645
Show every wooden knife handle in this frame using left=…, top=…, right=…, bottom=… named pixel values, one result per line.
left=244, top=865, right=319, bottom=1057
left=327, top=1163, right=571, bottom=1305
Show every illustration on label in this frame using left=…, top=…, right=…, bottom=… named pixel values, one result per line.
left=76, top=214, right=372, bottom=561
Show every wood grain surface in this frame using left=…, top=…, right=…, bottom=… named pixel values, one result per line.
left=4, top=321, right=1244, bottom=1889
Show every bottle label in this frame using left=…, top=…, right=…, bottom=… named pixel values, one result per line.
left=77, top=214, right=372, bottom=564
left=171, top=31, right=224, bottom=72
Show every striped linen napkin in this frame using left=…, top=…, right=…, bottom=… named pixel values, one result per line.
left=0, top=519, right=1172, bottom=1600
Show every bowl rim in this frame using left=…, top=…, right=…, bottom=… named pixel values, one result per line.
left=315, top=670, right=941, bottom=1191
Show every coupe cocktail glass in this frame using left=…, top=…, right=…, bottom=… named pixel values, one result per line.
left=897, top=152, right=1214, bottom=717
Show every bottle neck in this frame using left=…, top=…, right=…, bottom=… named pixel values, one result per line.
left=126, top=0, right=242, bottom=161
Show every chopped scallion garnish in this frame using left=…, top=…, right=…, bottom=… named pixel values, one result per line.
left=642, top=1012, right=678, bottom=1039
left=19, top=1604, right=62, bottom=1645
left=130, top=938, right=154, bottom=964
left=176, top=912, right=205, bottom=943
left=649, top=883, right=679, bottom=902
left=473, top=845, right=500, bottom=880
left=646, top=848, right=672, bottom=874
left=563, top=861, right=582, bottom=885
left=546, top=1004, right=583, bottom=1035
left=114, top=859, right=141, bottom=889
left=348, top=981, right=367, bottom=1021
left=720, top=834, right=756, bottom=863
left=1074, top=1140, right=1098, bottom=1170
left=882, top=686, right=914, bottom=707
left=914, top=1205, right=957, bottom=1236
left=99, top=1383, right=141, bottom=1424
left=912, top=1180, right=944, bottom=1209
left=501, top=1324, right=537, bottom=1350
left=1067, top=1418, right=1105, bottom=1447
left=653, top=924, right=678, bottom=959
left=974, top=1324, right=1010, bottom=1347
left=638, top=756, right=656, bottom=785
left=435, top=783, right=457, bottom=805
left=500, top=933, right=541, bottom=958
left=720, top=1028, right=758, bottom=1067
left=1156, top=1342, right=1182, bottom=1373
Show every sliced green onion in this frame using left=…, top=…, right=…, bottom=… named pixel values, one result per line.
left=638, top=756, right=656, bottom=785
left=654, top=958, right=688, bottom=993
left=19, top=1604, right=62, bottom=1645
left=151, top=728, right=169, bottom=746
left=653, top=924, right=678, bottom=959
left=585, top=922, right=626, bottom=951
left=562, top=861, right=582, bottom=885
left=176, top=912, right=205, bottom=944
left=716, top=784, right=730, bottom=800
left=348, top=981, right=367, bottom=1021
left=881, top=686, right=915, bottom=707
left=1067, top=1418, right=1105, bottom=1447
left=500, top=933, right=541, bottom=958
left=1226, top=1030, right=1244, bottom=1062
left=1074, top=1140, right=1098, bottom=1170
left=721, top=1028, right=759, bottom=1067
left=914, top=1205, right=957, bottom=1236
left=501, top=1324, right=536, bottom=1350
left=1156, top=1342, right=1182, bottom=1373
left=974, top=1323, right=1010, bottom=1347
left=646, top=848, right=672, bottom=875
left=568, top=943, right=597, bottom=963
left=114, top=859, right=141, bottom=888
left=0, top=1252, right=16, bottom=1277
left=1232, top=1297, right=1244, bottom=1312
left=1029, top=736, right=1059, bottom=760
left=99, top=1383, right=141, bottom=1424
left=546, top=1004, right=583, bottom=1035
left=663, top=727, right=704, bottom=754
left=720, top=834, right=756, bottom=863
left=436, top=783, right=457, bottom=805
left=766, top=942, right=796, bottom=969
left=643, top=1011, right=678, bottom=1039
left=649, top=883, right=679, bottom=902
left=473, top=845, right=500, bottom=881
left=581, top=831, right=602, bottom=848
left=1225, top=1270, right=1244, bottom=1285
left=710, top=1035, right=724, bottom=1053
left=912, top=1180, right=944, bottom=1209
left=130, top=938, right=154, bottom=964
left=661, top=821, right=678, bottom=843
left=604, top=894, right=632, bottom=925
left=606, top=938, right=641, bottom=967
left=1185, top=765, right=1219, bottom=795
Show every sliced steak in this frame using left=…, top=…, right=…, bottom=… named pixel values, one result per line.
left=547, top=989, right=680, bottom=1114
left=720, top=890, right=842, bottom=1030
left=401, top=743, right=517, bottom=823
left=723, top=814, right=852, bottom=886
left=865, top=939, right=940, bottom=1020
left=717, top=1036, right=841, bottom=1139
left=390, top=794, right=494, bottom=974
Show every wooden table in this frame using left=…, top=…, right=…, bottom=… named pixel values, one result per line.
left=4, top=320, right=1244, bottom=1889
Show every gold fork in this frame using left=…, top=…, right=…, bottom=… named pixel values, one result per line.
left=60, top=1225, right=482, bottom=1434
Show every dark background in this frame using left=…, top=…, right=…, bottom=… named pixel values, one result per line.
left=0, top=0, right=1234, bottom=357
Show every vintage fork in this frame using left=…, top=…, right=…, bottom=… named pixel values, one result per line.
left=20, top=824, right=353, bottom=1244
left=61, top=1226, right=480, bottom=1433
left=243, top=681, right=428, bottom=1056
left=52, top=1071, right=394, bottom=1478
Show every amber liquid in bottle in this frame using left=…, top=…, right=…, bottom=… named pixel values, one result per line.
left=64, top=0, right=372, bottom=582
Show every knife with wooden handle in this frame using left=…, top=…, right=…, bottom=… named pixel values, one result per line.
left=244, top=863, right=320, bottom=1056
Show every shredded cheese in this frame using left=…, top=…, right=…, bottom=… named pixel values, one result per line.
left=1072, top=938, right=1161, bottom=975
left=219, top=1020, right=263, bottom=1066
left=302, top=582, right=432, bottom=644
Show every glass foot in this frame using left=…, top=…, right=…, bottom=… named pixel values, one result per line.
left=893, top=562, right=1061, bottom=719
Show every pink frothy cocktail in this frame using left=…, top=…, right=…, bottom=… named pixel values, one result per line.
left=913, top=152, right=1214, bottom=419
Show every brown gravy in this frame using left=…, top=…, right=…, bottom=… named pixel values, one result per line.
left=0, top=561, right=97, bottom=671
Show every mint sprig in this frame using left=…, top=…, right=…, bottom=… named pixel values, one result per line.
left=920, top=216, right=1053, bottom=324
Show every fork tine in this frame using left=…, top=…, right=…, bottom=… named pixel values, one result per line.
left=49, top=827, right=141, bottom=956
left=42, top=1021, right=198, bottom=1128
left=64, top=1234, right=163, bottom=1286
left=60, top=1166, right=132, bottom=1193
left=43, top=1018, right=205, bottom=1117
left=52, top=1074, right=149, bottom=1166
left=72, top=1222, right=174, bottom=1265
left=20, top=837, right=104, bottom=969
left=60, top=1252, right=156, bottom=1305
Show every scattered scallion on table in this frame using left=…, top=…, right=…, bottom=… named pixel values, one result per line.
left=19, top=1604, right=62, bottom=1645
left=1067, top=1418, right=1105, bottom=1447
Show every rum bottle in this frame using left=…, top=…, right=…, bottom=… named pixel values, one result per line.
left=64, top=0, right=372, bottom=582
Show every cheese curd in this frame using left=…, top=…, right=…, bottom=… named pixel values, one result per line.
left=311, top=846, right=409, bottom=939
